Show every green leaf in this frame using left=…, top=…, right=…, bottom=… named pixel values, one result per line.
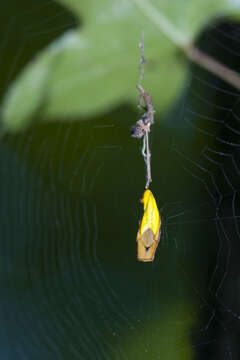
left=2, top=0, right=240, bottom=132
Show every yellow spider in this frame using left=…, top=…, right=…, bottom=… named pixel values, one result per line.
left=137, top=189, right=161, bottom=262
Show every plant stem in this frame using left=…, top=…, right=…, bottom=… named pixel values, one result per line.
left=132, top=0, right=189, bottom=47
left=133, top=0, right=240, bottom=90
left=184, top=45, right=240, bottom=89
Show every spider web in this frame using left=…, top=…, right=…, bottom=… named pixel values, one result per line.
left=0, top=2, right=240, bottom=359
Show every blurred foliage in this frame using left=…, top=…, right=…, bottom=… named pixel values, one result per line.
left=2, top=0, right=240, bottom=131
left=121, top=304, right=194, bottom=359
left=1, top=1, right=240, bottom=359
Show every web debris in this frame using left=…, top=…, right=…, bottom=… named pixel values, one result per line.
left=131, top=32, right=155, bottom=189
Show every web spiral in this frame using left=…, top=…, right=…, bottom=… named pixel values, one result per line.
left=0, top=2, right=240, bottom=359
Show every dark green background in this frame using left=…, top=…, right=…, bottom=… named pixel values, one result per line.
left=0, top=1, right=240, bottom=359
